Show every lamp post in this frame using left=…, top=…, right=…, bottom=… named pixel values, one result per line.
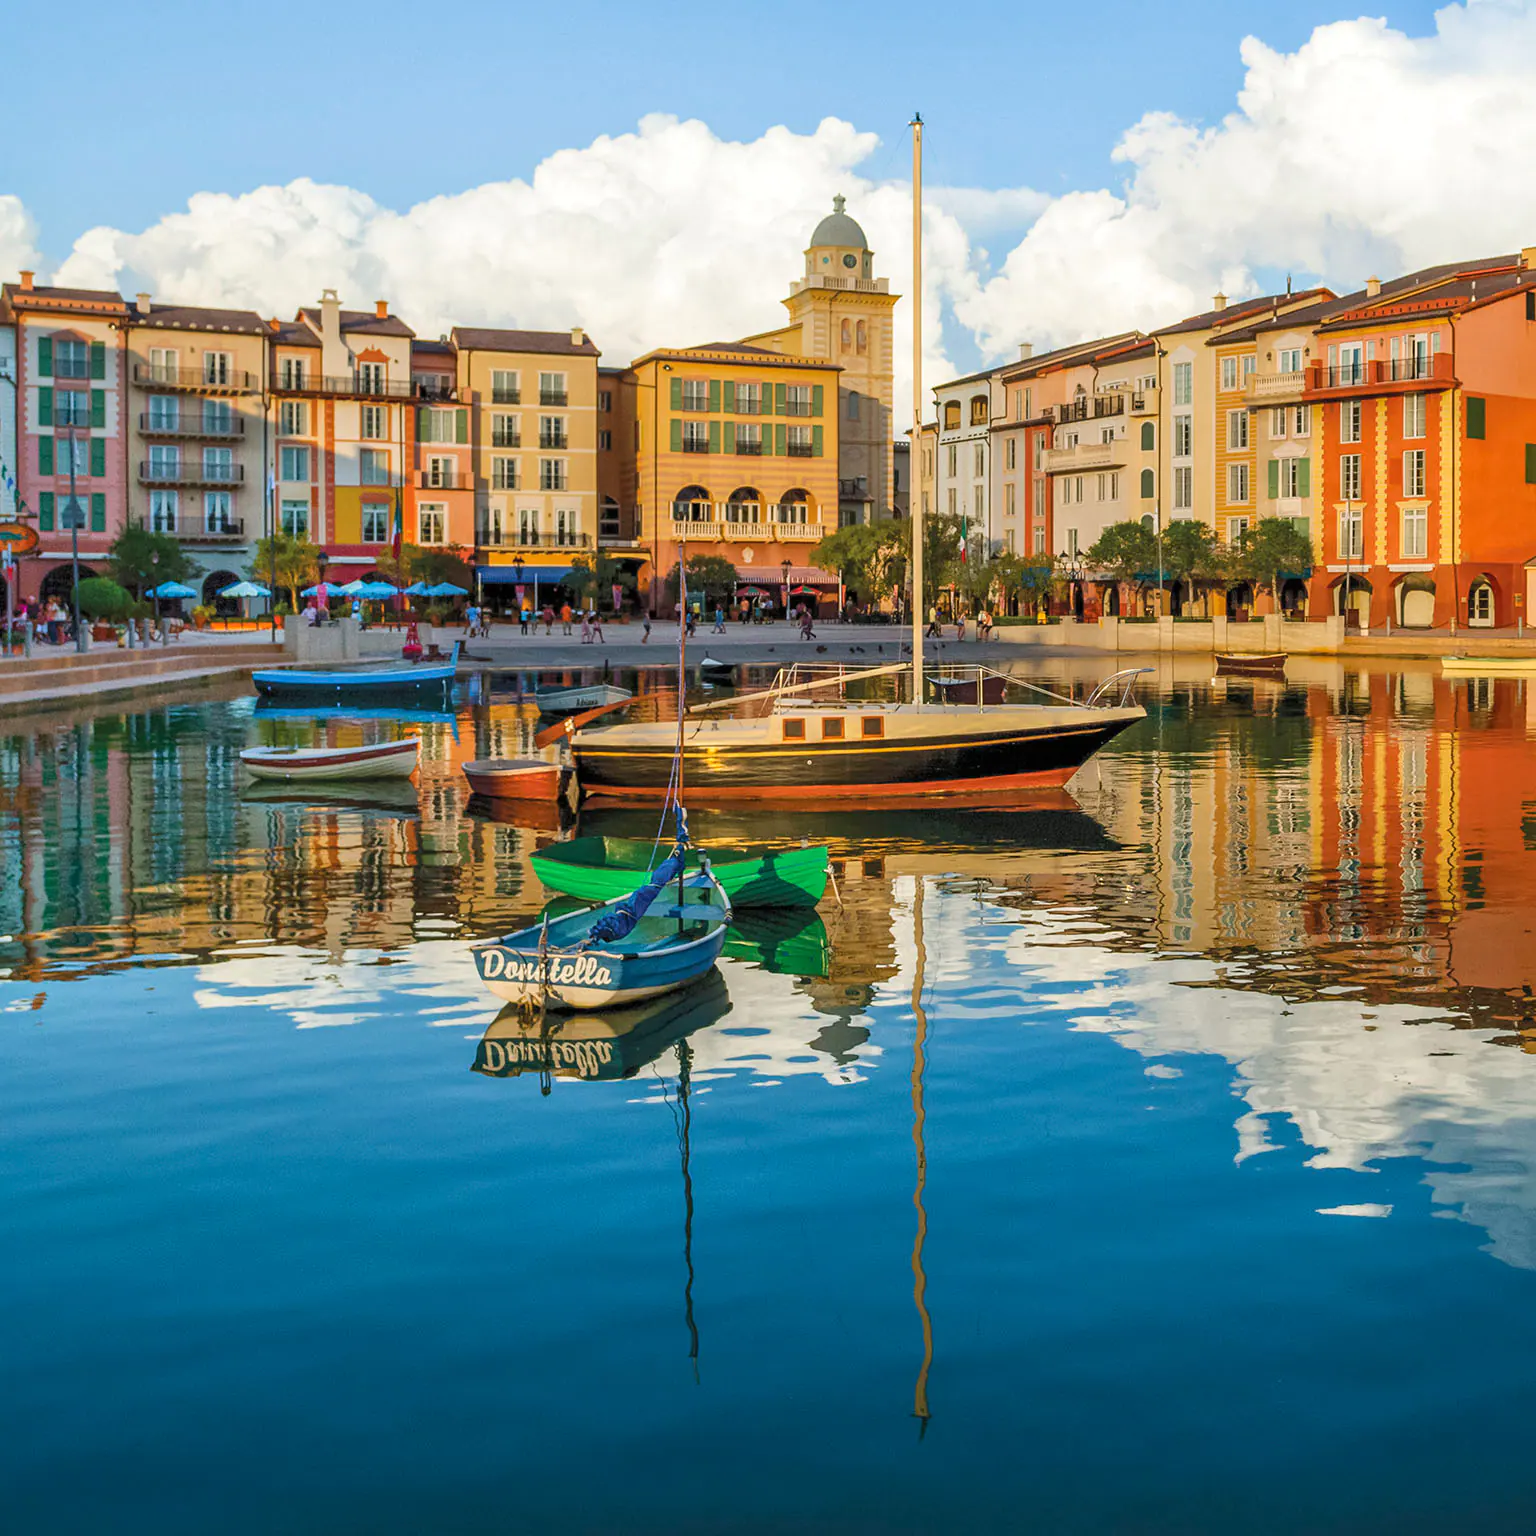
left=0, top=366, right=15, bottom=656
left=316, top=549, right=330, bottom=622
left=60, top=423, right=86, bottom=652
left=781, top=557, right=792, bottom=618
left=512, top=553, right=525, bottom=617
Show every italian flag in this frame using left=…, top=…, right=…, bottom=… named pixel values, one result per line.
left=959, top=509, right=968, bottom=563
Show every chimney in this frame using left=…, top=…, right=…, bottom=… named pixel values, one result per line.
left=268, top=316, right=281, bottom=331
left=18, top=270, right=33, bottom=291
left=1018, top=342, right=1033, bottom=361
left=571, top=326, right=586, bottom=347
left=1212, top=292, right=1228, bottom=312
left=1522, top=247, right=1536, bottom=272
left=1365, top=275, right=1381, bottom=298
left=375, top=299, right=388, bottom=320
left=135, top=292, right=151, bottom=315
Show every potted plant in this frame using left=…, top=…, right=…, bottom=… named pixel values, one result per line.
left=190, top=603, right=216, bottom=631
left=76, top=576, right=134, bottom=642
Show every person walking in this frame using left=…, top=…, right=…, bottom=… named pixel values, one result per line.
left=519, top=604, right=531, bottom=636
left=560, top=601, right=573, bottom=636
left=799, top=607, right=816, bottom=641
left=956, top=611, right=967, bottom=642
left=925, top=603, right=941, bottom=639
left=685, top=609, right=697, bottom=640
left=590, top=609, right=605, bottom=644
left=579, top=610, right=592, bottom=644
left=541, top=603, right=555, bottom=635
left=642, top=611, right=653, bottom=644
left=712, top=604, right=726, bottom=635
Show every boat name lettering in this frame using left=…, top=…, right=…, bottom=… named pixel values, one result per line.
left=478, top=1037, right=616, bottom=1078
left=478, top=949, right=616, bottom=987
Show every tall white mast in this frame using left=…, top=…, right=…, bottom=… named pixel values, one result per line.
left=909, top=112, right=924, bottom=703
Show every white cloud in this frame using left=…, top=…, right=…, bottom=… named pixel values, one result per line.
left=14, top=2, right=1536, bottom=410
left=0, top=196, right=41, bottom=283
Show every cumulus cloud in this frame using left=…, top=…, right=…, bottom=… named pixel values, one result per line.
left=17, top=1, right=1536, bottom=412
left=0, top=196, right=41, bottom=283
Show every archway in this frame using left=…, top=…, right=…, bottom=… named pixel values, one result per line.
left=672, top=485, right=712, bottom=523
left=725, top=487, right=762, bottom=525
left=1101, top=584, right=1121, bottom=617
left=777, top=488, right=812, bottom=525
left=1467, top=577, right=1496, bottom=628
left=1395, top=573, right=1435, bottom=628
left=1226, top=582, right=1255, bottom=621
left=202, top=569, right=241, bottom=617
left=1279, top=578, right=1308, bottom=617
left=1333, top=573, right=1371, bottom=626
left=40, top=563, right=93, bottom=605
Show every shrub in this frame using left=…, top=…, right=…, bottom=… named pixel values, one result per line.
left=75, top=577, right=134, bottom=623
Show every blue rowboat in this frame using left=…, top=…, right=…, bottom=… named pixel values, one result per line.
left=252, top=642, right=460, bottom=701
left=473, top=865, right=731, bottom=1011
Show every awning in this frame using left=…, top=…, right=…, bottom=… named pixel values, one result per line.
left=476, top=566, right=574, bottom=585
left=733, top=564, right=835, bottom=583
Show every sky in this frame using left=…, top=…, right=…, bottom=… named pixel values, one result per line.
left=3, top=0, right=1526, bottom=419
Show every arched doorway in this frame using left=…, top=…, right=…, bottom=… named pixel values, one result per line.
left=1226, top=583, right=1254, bottom=621
left=672, top=485, right=712, bottom=524
left=1395, top=573, right=1435, bottom=628
left=1333, top=574, right=1371, bottom=627
left=1101, top=584, right=1121, bottom=617
left=202, top=569, right=241, bottom=617
left=1467, top=577, right=1496, bottom=627
left=776, top=488, right=812, bottom=526
left=40, top=563, right=92, bottom=605
left=1070, top=581, right=1085, bottom=620
left=1280, top=578, right=1308, bottom=617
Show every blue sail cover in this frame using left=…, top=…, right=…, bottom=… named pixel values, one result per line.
left=587, top=806, right=692, bottom=944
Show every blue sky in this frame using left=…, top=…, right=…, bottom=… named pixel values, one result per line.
left=2, top=0, right=1446, bottom=265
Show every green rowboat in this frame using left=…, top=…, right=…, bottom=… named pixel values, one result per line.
left=531, top=836, right=829, bottom=909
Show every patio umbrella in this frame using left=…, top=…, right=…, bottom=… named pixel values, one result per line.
left=150, top=581, right=199, bottom=599
left=403, top=581, right=430, bottom=596
left=332, top=580, right=365, bottom=597
left=355, top=581, right=398, bottom=599
left=423, top=581, right=468, bottom=597
left=737, top=586, right=770, bottom=597
left=218, top=580, right=271, bottom=598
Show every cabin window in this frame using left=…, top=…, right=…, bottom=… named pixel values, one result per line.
left=782, top=718, right=806, bottom=740
left=860, top=716, right=884, bottom=738
left=822, top=717, right=845, bottom=739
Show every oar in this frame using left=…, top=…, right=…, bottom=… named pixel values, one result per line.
left=533, top=695, right=635, bottom=750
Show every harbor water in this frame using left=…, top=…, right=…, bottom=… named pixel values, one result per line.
left=5, top=658, right=1536, bottom=1532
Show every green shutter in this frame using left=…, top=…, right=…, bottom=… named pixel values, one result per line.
left=775, top=382, right=788, bottom=415
left=417, top=406, right=430, bottom=443
left=812, top=425, right=824, bottom=457
left=723, top=380, right=735, bottom=414
left=670, top=418, right=682, bottom=453
left=775, top=423, right=787, bottom=456
left=38, top=491, right=54, bottom=531
left=90, top=389, right=105, bottom=428
left=723, top=421, right=735, bottom=454
left=669, top=376, right=682, bottom=410
left=1267, top=459, right=1279, bottom=499
left=1467, top=397, right=1486, bottom=439
left=812, top=384, right=823, bottom=418
left=1526, top=445, right=1536, bottom=485
left=708, top=379, right=720, bottom=413
left=761, top=381, right=773, bottom=414
left=90, top=437, right=105, bottom=477
left=1140, top=468, right=1154, bottom=498
left=1296, top=458, right=1310, bottom=499
left=38, top=437, right=53, bottom=476
left=89, top=341, right=105, bottom=379
left=708, top=421, right=720, bottom=454
left=1140, top=421, right=1154, bottom=451
left=38, top=387, right=52, bottom=427
left=37, top=336, right=52, bottom=377
left=456, top=409, right=468, bottom=444
left=90, top=492, right=105, bottom=532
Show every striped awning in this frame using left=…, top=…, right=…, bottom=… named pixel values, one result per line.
left=733, top=564, right=835, bottom=583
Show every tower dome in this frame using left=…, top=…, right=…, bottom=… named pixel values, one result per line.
left=809, top=194, right=867, bottom=251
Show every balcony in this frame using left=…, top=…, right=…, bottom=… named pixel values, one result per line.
left=268, top=374, right=461, bottom=401
left=1040, top=440, right=1124, bottom=475
left=788, top=274, right=891, bottom=295
left=734, top=440, right=764, bottom=456
left=133, top=363, right=257, bottom=393
left=475, top=528, right=592, bottom=551
left=139, top=412, right=246, bottom=438
left=722, top=520, right=762, bottom=539
left=538, top=433, right=569, bottom=451
left=775, top=522, right=822, bottom=541
left=670, top=518, right=718, bottom=541
left=786, top=442, right=813, bottom=458
left=491, top=387, right=521, bottom=405
left=839, top=478, right=871, bottom=498
left=1243, top=370, right=1307, bottom=408
left=1130, top=387, right=1159, bottom=415
left=681, top=439, right=711, bottom=454
left=138, top=461, right=246, bottom=487
left=416, top=471, right=473, bottom=491
left=782, top=400, right=813, bottom=417
left=183, top=520, right=247, bottom=543
left=1051, top=395, right=1126, bottom=424
left=539, top=390, right=568, bottom=407
left=1305, top=352, right=1454, bottom=398
left=490, top=434, right=521, bottom=450
left=539, top=477, right=568, bottom=492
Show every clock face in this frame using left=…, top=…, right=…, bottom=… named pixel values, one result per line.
left=842, top=254, right=858, bottom=269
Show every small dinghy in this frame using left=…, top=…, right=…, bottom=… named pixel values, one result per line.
left=1441, top=656, right=1536, bottom=676
left=473, top=816, right=730, bottom=1011
left=532, top=836, right=828, bottom=909
left=253, top=642, right=460, bottom=701
left=533, top=682, right=632, bottom=715
left=1214, top=652, right=1287, bottom=677
left=463, top=758, right=566, bottom=800
left=699, top=656, right=735, bottom=679
left=239, top=738, right=420, bottom=781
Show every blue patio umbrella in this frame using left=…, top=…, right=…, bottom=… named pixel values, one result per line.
left=403, top=581, right=430, bottom=596
left=218, top=580, right=271, bottom=599
left=150, top=581, right=199, bottom=599
left=355, top=581, right=399, bottom=599
left=423, top=581, right=469, bottom=597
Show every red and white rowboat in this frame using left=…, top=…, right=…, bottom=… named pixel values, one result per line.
left=463, top=758, right=565, bottom=800
left=239, top=739, right=420, bottom=782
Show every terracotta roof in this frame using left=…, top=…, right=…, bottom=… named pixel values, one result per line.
left=997, top=331, right=1143, bottom=384
left=1316, top=257, right=1528, bottom=333
left=2, top=283, right=127, bottom=311
left=631, top=343, right=839, bottom=371
left=298, top=306, right=415, bottom=339
left=693, top=342, right=777, bottom=354
left=127, top=302, right=269, bottom=335
left=1156, top=288, right=1331, bottom=337
left=411, top=338, right=456, bottom=358
left=451, top=325, right=598, bottom=356
left=269, top=321, right=318, bottom=348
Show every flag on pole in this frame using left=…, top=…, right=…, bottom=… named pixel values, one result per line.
left=391, top=497, right=403, bottom=561
left=959, top=507, right=968, bottom=564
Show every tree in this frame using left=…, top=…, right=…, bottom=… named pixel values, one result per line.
left=663, top=554, right=741, bottom=609
left=414, top=543, right=474, bottom=590
left=812, top=523, right=902, bottom=605
left=1084, top=520, right=1158, bottom=598
left=988, top=551, right=1056, bottom=614
left=1161, top=518, right=1223, bottom=614
left=76, top=577, right=135, bottom=623
left=568, top=550, right=637, bottom=608
left=1233, top=518, right=1314, bottom=613
left=109, top=525, right=194, bottom=596
left=251, top=532, right=319, bottom=612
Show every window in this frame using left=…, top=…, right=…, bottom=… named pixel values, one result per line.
left=56, top=391, right=88, bottom=427
left=943, top=403, right=960, bottom=431
left=1033, top=526, right=1046, bottom=554
left=1402, top=503, right=1428, bottom=558
left=598, top=429, right=612, bottom=451
left=1005, top=437, right=1017, bottom=470
left=1228, top=463, right=1250, bottom=503
left=491, top=414, right=519, bottom=448
left=1403, top=448, right=1426, bottom=498
left=279, top=445, right=310, bottom=481
left=726, top=488, right=760, bottom=522
left=1173, top=465, right=1193, bottom=510
left=1229, top=515, right=1250, bottom=543
left=946, top=445, right=957, bottom=478
left=1291, top=405, right=1311, bottom=437
left=848, top=392, right=860, bottom=421
left=787, top=385, right=813, bottom=416
left=973, top=443, right=985, bottom=477
left=280, top=498, right=309, bottom=538
left=204, top=490, right=233, bottom=532
left=1403, top=393, right=1426, bottom=439
left=1467, top=397, right=1487, bottom=439
left=279, top=357, right=306, bottom=389
left=787, top=425, right=813, bottom=456
left=681, top=379, right=709, bottom=412
left=1067, top=528, right=1079, bottom=556
left=361, top=404, right=386, bottom=439
left=1059, top=478, right=1071, bottom=507
left=1341, top=453, right=1362, bottom=501
left=1220, top=357, right=1238, bottom=391
left=600, top=497, right=620, bottom=535
left=1339, top=506, right=1363, bottom=559
left=1340, top=401, right=1362, bottom=444
left=492, top=456, right=518, bottom=490
left=492, top=370, right=520, bottom=404
left=1005, top=482, right=1017, bottom=517
left=1140, top=421, right=1154, bottom=451
left=821, top=717, right=845, bottom=740
left=1227, top=409, right=1249, bottom=450
left=539, top=416, right=567, bottom=449
left=539, top=372, right=567, bottom=406
left=424, top=455, right=456, bottom=488
left=1279, top=347, right=1303, bottom=374
left=737, top=383, right=761, bottom=415
left=974, top=482, right=985, bottom=514
left=1034, top=479, right=1046, bottom=518
left=1243, top=355, right=1256, bottom=382
left=1172, top=360, right=1192, bottom=406
left=782, top=719, right=806, bottom=740
left=55, top=339, right=89, bottom=379
left=202, top=446, right=234, bottom=482
left=148, top=443, right=180, bottom=479
left=361, top=504, right=390, bottom=542
left=860, top=716, right=884, bottom=739
left=682, top=420, right=710, bottom=453
left=1173, top=414, right=1192, bottom=457
left=202, top=398, right=233, bottom=435
left=418, top=505, right=445, bottom=545
left=148, top=395, right=178, bottom=431
left=149, top=489, right=179, bottom=532
left=777, top=491, right=809, bottom=525
left=599, top=390, right=612, bottom=413
left=1272, top=407, right=1288, bottom=439
left=519, top=507, right=541, bottom=543
left=279, top=401, right=307, bottom=436
left=203, top=351, right=232, bottom=385
left=359, top=449, right=390, bottom=485
left=736, top=422, right=762, bottom=454
left=969, top=394, right=989, bottom=426
left=357, top=361, right=385, bottom=393
left=1335, top=343, right=1364, bottom=385
left=148, top=346, right=178, bottom=383
left=1279, top=458, right=1307, bottom=499
left=1140, top=468, right=1154, bottom=499
left=947, top=487, right=957, bottom=516
left=540, top=459, right=567, bottom=491
left=554, top=509, right=578, bottom=546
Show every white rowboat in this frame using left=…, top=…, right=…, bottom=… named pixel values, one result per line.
left=239, top=739, right=420, bottom=782
left=534, top=683, right=632, bottom=714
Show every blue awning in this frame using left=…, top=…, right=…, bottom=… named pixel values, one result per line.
left=476, top=566, right=574, bottom=585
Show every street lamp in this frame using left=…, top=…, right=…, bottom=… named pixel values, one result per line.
left=781, top=557, right=792, bottom=617
left=60, top=423, right=87, bottom=652
left=150, top=549, right=168, bottom=647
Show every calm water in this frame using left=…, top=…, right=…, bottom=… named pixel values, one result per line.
left=6, top=659, right=1536, bottom=1532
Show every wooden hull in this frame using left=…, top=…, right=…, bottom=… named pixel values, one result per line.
left=463, top=759, right=564, bottom=800
left=1214, top=653, right=1287, bottom=676
left=1441, top=656, right=1536, bottom=676
left=534, top=684, right=632, bottom=714
left=252, top=648, right=459, bottom=700
left=239, top=740, right=419, bottom=781
left=531, top=837, right=828, bottom=908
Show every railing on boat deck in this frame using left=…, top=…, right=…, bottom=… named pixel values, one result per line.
left=755, top=662, right=1153, bottom=712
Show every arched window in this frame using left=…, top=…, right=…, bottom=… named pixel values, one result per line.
left=840, top=320, right=852, bottom=351
left=943, top=402, right=960, bottom=430
left=672, top=484, right=712, bottom=523
left=856, top=321, right=867, bottom=354
left=969, top=394, right=989, bottom=426
left=202, top=568, right=242, bottom=617
left=1140, top=514, right=1154, bottom=531
left=1141, top=421, right=1155, bottom=451
left=726, top=487, right=761, bottom=524
left=1140, top=468, right=1155, bottom=499
left=777, top=488, right=811, bottom=525
left=41, top=563, right=93, bottom=603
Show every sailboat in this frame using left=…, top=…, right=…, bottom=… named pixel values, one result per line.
left=564, top=116, right=1147, bottom=805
